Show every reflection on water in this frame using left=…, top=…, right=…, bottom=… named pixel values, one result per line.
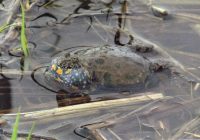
left=56, top=90, right=91, bottom=107
left=0, top=0, right=200, bottom=139
left=0, top=76, right=11, bottom=113
left=0, top=0, right=198, bottom=113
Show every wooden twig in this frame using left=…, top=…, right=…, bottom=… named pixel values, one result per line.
left=4, top=93, right=164, bottom=120
left=25, top=93, right=164, bottom=119
left=171, top=116, right=200, bottom=140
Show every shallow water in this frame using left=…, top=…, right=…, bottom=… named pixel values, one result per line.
left=0, top=0, right=198, bottom=113
left=0, top=0, right=200, bottom=139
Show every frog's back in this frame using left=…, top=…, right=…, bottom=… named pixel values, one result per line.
left=77, top=46, right=150, bottom=87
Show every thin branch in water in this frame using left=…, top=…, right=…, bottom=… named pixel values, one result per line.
left=93, top=16, right=114, bottom=42
left=184, top=132, right=200, bottom=138
left=171, top=116, right=200, bottom=140
left=194, top=83, right=200, bottom=91
left=135, top=113, right=142, bottom=139
left=84, top=17, right=108, bottom=44
left=107, top=128, right=123, bottom=140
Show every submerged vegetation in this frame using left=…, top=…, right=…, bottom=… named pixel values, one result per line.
left=20, top=1, right=29, bottom=57
left=26, top=122, right=35, bottom=140
left=0, top=0, right=29, bottom=56
left=0, top=23, right=9, bottom=33
left=11, top=110, right=20, bottom=140
left=11, top=109, right=35, bottom=140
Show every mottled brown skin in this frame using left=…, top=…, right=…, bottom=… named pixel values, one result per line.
left=70, top=45, right=150, bottom=88
left=83, top=56, right=147, bottom=86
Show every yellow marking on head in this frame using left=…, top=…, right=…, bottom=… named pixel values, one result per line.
left=56, top=67, right=63, bottom=75
left=65, top=69, right=72, bottom=74
left=51, top=64, right=57, bottom=71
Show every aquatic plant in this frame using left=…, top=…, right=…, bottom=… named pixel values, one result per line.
left=0, top=23, right=9, bottom=33
left=20, top=1, right=29, bottom=57
left=27, top=122, right=35, bottom=140
left=11, top=109, right=20, bottom=140
left=0, top=22, right=19, bottom=33
left=11, top=109, right=35, bottom=140
left=0, top=0, right=29, bottom=56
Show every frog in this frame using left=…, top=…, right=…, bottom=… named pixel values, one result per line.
left=44, top=38, right=176, bottom=95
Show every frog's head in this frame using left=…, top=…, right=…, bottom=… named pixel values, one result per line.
left=45, top=56, right=91, bottom=93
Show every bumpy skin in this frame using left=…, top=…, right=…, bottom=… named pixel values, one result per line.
left=45, top=56, right=91, bottom=93
left=45, top=45, right=150, bottom=93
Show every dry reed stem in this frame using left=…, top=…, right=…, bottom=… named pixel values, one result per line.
left=4, top=93, right=164, bottom=120
left=171, top=116, right=200, bottom=140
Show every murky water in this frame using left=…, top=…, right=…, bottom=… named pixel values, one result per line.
left=0, top=0, right=200, bottom=139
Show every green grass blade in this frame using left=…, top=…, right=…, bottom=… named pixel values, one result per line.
left=26, top=122, right=35, bottom=140
left=11, top=108, right=21, bottom=140
left=0, top=23, right=18, bottom=33
left=0, top=23, right=9, bottom=33
left=20, top=1, right=29, bottom=57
